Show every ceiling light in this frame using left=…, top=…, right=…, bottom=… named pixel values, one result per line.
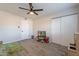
left=30, top=12, right=34, bottom=14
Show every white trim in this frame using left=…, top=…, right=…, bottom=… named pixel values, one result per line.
left=50, top=8, right=79, bottom=20
left=51, top=12, right=79, bottom=19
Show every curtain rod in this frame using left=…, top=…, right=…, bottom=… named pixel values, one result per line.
left=51, top=12, right=79, bottom=19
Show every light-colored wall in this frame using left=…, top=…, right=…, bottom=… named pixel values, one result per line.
left=0, top=10, right=33, bottom=44
left=33, top=18, right=50, bottom=36
left=33, top=18, right=53, bottom=42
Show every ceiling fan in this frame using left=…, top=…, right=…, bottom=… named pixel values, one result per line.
left=19, top=3, right=43, bottom=15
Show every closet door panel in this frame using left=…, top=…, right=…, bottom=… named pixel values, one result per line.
left=51, top=18, right=62, bottom=45
left=61, top=15, right=77, bottom=46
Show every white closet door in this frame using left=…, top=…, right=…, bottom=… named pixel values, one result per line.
left=51, top=18, right=62, bottom=45
left=51, top=14, right=77, bottom=46
left=61, top=14, right=77, bottom=46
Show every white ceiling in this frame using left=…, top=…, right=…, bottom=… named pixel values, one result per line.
left=0, top=3, right=78, bottom=19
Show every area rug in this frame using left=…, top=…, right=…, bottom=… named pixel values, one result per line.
left=0, top=42, right=25, bottom=56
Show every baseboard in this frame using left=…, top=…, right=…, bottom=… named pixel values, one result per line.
left=75, top=32, right=79, bottom=35
left=3, top=39, right=31, bottom=44
left=51, top=42, right=68, bottom=48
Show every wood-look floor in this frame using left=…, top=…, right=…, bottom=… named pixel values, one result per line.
left=15, top=39, right=68, bottom=56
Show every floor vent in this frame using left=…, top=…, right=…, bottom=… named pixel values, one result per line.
left=70, top=47, right=76, bottom=50
left=70, top=43, right=76, bottom=50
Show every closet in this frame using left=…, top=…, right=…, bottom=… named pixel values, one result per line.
left=51, top=18, right=62, bottom=45
left=51, top=14, right=78, bottom=47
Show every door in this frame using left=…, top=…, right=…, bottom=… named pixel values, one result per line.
left=50, top=14, right=77, bottom=46
left=21, top=19, right=33, bottom=39
left=51, top=18, right=62, bottom=45
left=61, top=14, right=77, bottom=46
left=21, top=20, right=29, bottom=39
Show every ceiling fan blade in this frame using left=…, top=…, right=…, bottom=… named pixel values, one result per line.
left=19, top=7, right=29, bottom=11
left=33, top=9, right=43, bottom=11
left=29, top=3, right=33, bottom=10
left=27, top=12, right=30, bottom=14
left=33, top=11, right=38, bottom=15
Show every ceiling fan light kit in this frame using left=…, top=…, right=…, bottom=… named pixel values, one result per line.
left=30, top=12, right=34, bottom=15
